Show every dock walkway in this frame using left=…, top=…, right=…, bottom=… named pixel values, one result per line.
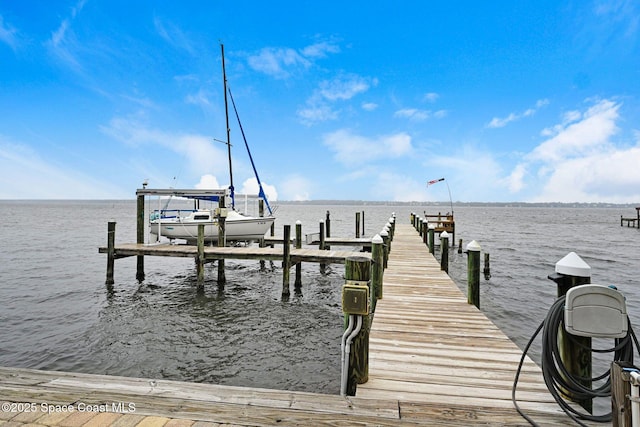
left=357, top=224, right=576, bottom=424
left=1, top=224, right=583, bottom=425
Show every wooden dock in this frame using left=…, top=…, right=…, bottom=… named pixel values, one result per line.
left=356, top=224, right=579, bottom=424
left=1, top=223, right=585, bottom=425
left=97, top=242, right=368, bottom=265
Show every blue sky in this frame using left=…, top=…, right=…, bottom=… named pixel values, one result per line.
left=1, top=1, right=639, bottom=202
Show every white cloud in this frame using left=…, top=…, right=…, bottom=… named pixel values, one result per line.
left=506, top=98, right=640, bottom=203
left=45, top=0, right=87, bottom=69
left=195, top=174, right=221, bottom=189
left=240, top=177, right=278, bottom=201
left=100, top=114, right=228, bottom=178
left=394, top=108, right=430, bottom=122
left=0, top=139, right=125, bottom=199
left=247, top=41, right=340, bottom=80
left=0, top=15, right=18, bottom=50
left=423, top=92, right=439, bottom=103
left=318, top=74, right=373, bottom=101
left=298, top=74, right=376, bottom=125
left=529, top=99, right=619, bottom=163
left=362, top=102, right=378, bottom=111
left=279, top=174, right=311, bottom=201
left=487, top=98, right=549, bottom=128
left=247, top=47, right=311, bottom=79
left=323, top=129, right=413, bottom=166
left=154, top=17, right=195, bottom=55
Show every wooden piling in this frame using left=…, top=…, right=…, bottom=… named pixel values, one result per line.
left=467, top=240, right=481, bottom=308
left=440, top=231, right=449, bottom=273
left=355, top=212, right=361, bottom=238
left=371, top=234, right=384, bottom=310
left=483, top=252, right=491, bottom=280
left=380, top=229, right=389, bottom=269
left=197, top=224, right=205, bottom=289
left=345, top=256, right=371, bottom=386
left=548, top=258, right=592, bottom=413
left=295, top=221, right=302, bottom=289
left=428, top=224, right=435, bottom=254
left=282, top=224, right=291, bottom=297
left=319, top=220, right=326, bottom=273
left=611, top=361, right=635, bottom=426
left=136, top=194, right=145, bottom=282
left=106, top=221, right=116, bottom=285
left=217, top=198, right=226, bottom=286
left=458, top=238, right=463, bottom=254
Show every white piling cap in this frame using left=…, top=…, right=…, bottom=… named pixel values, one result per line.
left=372, top=234, right=383, bottom=244
left=380, top=228, right=388, bottom=237
left=441, top=231, right=449, bottom=238
left=428, top=223, right=435, bottom=229
left=466, top=240, right=481, bottom=251
left=296, top=220, right=301, bottom=225
left=555, top=252, right=591, bottom=277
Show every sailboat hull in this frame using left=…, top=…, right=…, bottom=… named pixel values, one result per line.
left=150, top=212, right=275, bottom=244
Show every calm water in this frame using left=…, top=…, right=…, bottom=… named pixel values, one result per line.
left=0, top=200, right=639, bottom=395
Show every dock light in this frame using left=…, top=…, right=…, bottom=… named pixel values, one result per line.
left=342, top=280, right=370, bottom=315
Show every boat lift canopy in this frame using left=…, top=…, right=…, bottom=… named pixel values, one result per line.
left=136, top=188, right=228, bottom=202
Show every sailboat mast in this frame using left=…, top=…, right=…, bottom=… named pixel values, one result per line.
left=221, top=44, right=234, bottom=209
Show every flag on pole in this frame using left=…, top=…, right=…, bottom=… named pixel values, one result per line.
left=427, top=177, right=445, bottom=187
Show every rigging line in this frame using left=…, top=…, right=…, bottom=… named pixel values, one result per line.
left=227, top=87, right=273, bottom=216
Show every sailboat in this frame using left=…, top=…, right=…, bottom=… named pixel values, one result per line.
left=149, top=44, right=275, bottom=244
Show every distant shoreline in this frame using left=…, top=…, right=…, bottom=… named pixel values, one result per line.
left=1, top=199, right=638, bottom=208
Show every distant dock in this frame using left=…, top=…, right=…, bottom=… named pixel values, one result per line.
left=620, top=207, right=640, bottom=228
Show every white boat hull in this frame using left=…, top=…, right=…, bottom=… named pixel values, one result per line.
left=150, top=211, right=275, bottom=244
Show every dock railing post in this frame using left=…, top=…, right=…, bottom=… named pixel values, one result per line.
left=611, top=361, right=635, bottom=426
left=428, top=224, right=435, bottom=254
left=371, top=234, right=384, bottom=311
left=440, top=231, right=449, bottom=273
left=345, top=256, right=371, bottom=386
left=106, top=221, right=116, bottom=285
left=466, top=240, right=481, bottom=308
left=197, top=224, right=205, bottom=289
left=355, top=212, right=361, bottom=238
left=380, top=228, right=389, bottom=269
left=548, top=252, right=593, bottom=413
left=282, top=224, right=291, bottom=298
left=136, top=194, right=145, bottom=282
left=295, top=221, right=302, bottom=289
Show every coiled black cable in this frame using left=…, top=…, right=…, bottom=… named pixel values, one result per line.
left=512, top=294, right=639, bottom=426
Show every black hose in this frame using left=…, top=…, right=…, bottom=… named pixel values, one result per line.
left=512, top=294, right=638, bottom=426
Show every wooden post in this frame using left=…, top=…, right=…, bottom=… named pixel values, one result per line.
left=458, top=238, right=463, bottom=254
left=319, top=220, right=326, bottom=273
left=466, top=240, right=481, bottom=308
left=440, top=231, right=449, bottom=273
left=197, top=224, right=205, bottom=289
left=361, top=210, right=365, bottom=237
left=345, top=256, right=371, bottom=386
left=380, top=229, right=389, bottom=269
left=355, top=212, right=361, bottom=238
left=295, top=221, right=302, bottom=289
left=282, top=224, right=291, bottom=298
left=428, top=224, right=435, bottom=254
left=421, top=220, right=428, bottom=245
left=325, top=210, right=331, bottom=238
left=389, top=214, right=396, bottom=240
left=106, top=221, right=116, bottom=285
left=483, top=253, right=491, bottom=280
left=217, top=198, right=226, bottom=286
left=548, top=252, right=592, bottom=413
left=136, top=194, right=145, bottom=282
left=611, top=361, right=636, bottom=426
left=371, top=234, right=384, bottom=310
